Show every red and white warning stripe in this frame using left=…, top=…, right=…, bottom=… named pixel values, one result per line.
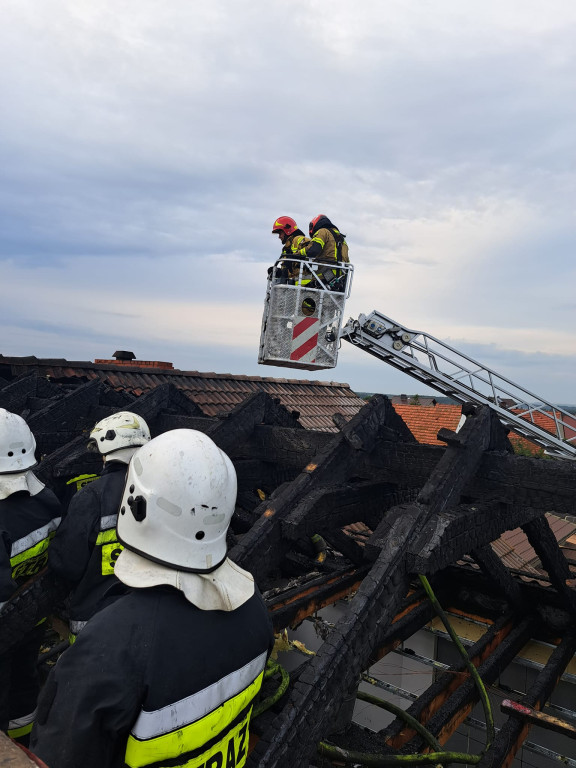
left=290, top=316, right=318, bottom=363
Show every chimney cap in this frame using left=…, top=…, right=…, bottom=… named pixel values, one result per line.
left=113, top=350, right=136, bottom=361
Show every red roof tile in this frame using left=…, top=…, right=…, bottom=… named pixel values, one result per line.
left=391, top=404, right=462, bottom=445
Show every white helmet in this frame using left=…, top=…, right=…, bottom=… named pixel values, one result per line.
left=117, top=429, right=237, bottom=572
left=88, top=411, right=150, bottom=456
left=0, top=409, right=37, bottom=474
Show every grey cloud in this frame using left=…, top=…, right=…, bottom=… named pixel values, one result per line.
left=0, top=0, right=575, bottom=399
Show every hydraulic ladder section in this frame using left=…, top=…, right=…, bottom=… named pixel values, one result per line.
left=341, top=311, right=576, bottom=460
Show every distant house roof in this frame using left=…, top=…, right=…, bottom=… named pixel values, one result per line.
left=391, top=403, right=462, bottom=446
left=389, top=394, right=438, bottom=407
left=391, top=402, right=551, bottom=456
left=0, top=354, right=366, bottom=432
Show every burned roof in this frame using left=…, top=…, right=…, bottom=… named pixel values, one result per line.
left=1, top=356, right=576, bottom=768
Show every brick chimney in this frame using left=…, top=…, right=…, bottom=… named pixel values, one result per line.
left=94, top=351, right=174, bottom=369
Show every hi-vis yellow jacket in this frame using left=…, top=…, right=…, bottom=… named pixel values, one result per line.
left=279, top=232, right=310, bottom=278
left=298, top=227, right=349, bottom=265
left=0, top=488, right=61, bottom=610
left=32, top=585, right=274, bottom=768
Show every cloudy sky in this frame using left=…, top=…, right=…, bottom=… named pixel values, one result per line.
left=1, top=0, right=575, bottom=402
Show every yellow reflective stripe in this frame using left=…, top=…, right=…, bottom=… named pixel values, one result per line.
left=7, top=721, right=34, bottom=738
left=7, top=710, right=36, bottom=739
left=95, top=528, right=118, bottom=545
left=125, top=672, right=263, bottom=768
left=66, top=473, right=98, bottom=486
left=312, top=236, right=324, bottom=246
left=10, top=534, right=53, bottom=567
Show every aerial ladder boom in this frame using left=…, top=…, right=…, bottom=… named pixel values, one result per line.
left=341, top=311, right=576, bottom=460
left=258, top=263, right=575, bottom=460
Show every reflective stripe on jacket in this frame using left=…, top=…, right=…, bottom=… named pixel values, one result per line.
left=0, top=488, right=62, bottom=605
left=31, top=585, right=274, bottom=768
left=299, top=227, right=349, bottom=265
left=126, top=650, right=267, bottom=768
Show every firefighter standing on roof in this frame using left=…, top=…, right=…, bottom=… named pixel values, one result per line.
left=0, top=409, right=62, bottom=746
left=32, top=429, right=274, bottom=768
left=271, top=216, right=310, bottom=279
left=49, top=412, right=151, bottom=642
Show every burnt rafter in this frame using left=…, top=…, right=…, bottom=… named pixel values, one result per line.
left=411, top=615, right=538, bottom=751
left=206, top=391, right=295, bottom=455
left=359, top=438, right=576, bottom=513
left=281, top=481, right=412, bottom=540
left=127, top=381, right=204, bottom=422
left=523, top=515, right=576, bottom=613
left=265, top=565, right=370, bottom=630
left=471, top=544, right=524, bottom=607
left=3, top=355, right=576, bottom=767
left=232, top=395, right=413, bottom=583
left=28, top=379, right=102, bottom=435
left=383, top=613, right=522, bottom=749
left=477, top=631, right=576, bottom=768
left=410, top=501, right=544, bottom=575
left=247, top=535, right=413, bottom=768
left=0, top=372, right=43, bottom=413
left=247, top=406, right=498, bottom=766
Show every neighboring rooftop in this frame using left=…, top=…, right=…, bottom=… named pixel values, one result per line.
left=0, top=352, right=366, bottom=432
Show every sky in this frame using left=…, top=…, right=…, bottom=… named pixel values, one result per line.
left=1, top=0, right=575, bottom=402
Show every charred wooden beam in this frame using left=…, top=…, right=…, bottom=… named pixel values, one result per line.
left=0, top=372, right=41, bottom=413
left=262, top=396, right=303, bottom=429
left=419, top=615, right=537, bottom=750
left=152, top=414, right=216, bottom=435
left=500, top=698, right=576, bottom=738
left=411, top=501, right=544, bottom=575
left=367, top=407, right=493, bottom=565
left=249, top=410, right=495, bottom=766
left=478, top=631, right=576, bottom=768
left=471, top=545, right=524, bottom=607
left=247, top=538, right=412, bottom=768
left=206, top=392, right=295, bottom=455
left=383, top=613, right=524, bottom=749
left=232, top=395, right=407, bottom=582
left=361, top=441, right=576, bottom=514
left=321, top=528, right=366, bottom=565
left=29, top=379, right=101, bottom=436
left=443, top=564, right=574, bottom=633
left=371, top=594, right=437, bottom=660
left=128, top=381, right=204, bottom=422
left=234, top=425, right=332, bottom=469
left=522, top=516, right=576, bottom=614
left=282, top=482, right=408, bottom=541
left=265, top=565, right=370, bottom=630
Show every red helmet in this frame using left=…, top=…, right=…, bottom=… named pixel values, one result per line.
left=309, top=214, right=326, bottom=236
left=272, top=216, right=297, bottom=237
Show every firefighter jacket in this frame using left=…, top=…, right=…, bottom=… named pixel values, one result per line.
left=48, top=461, right=128, bottom=629
left=0, top=487, right=62, bottom=610
left=299, top=227, right=349, bottom=266
left=279, top=232, right=310, bottom=279
left=31, top=584, right=274, bottom=768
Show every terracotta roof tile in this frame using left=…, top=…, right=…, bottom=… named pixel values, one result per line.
left=494, top=513, right=576, bottom=573
left=391, top=404, right=462, bottom=445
